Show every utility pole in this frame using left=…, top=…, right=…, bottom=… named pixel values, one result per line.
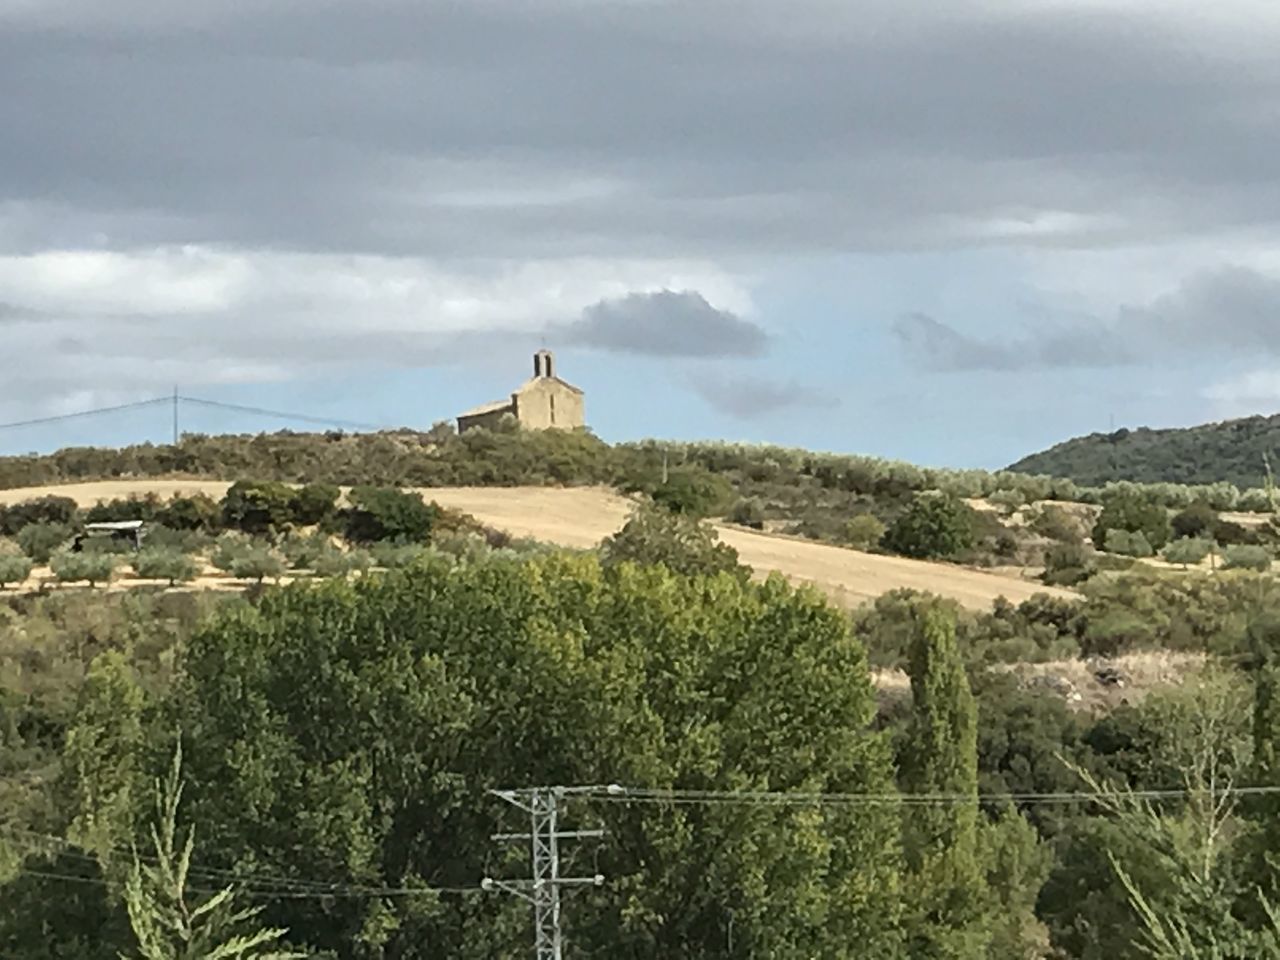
left=483, top=787, right=608, bottom=960
left=172, top=385, right=179, bottom=446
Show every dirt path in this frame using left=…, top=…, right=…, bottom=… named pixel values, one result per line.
left=1, top=480, right=1074, bottom=610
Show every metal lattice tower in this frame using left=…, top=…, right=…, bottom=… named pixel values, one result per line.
left=483, top=787, right=606, bottom=960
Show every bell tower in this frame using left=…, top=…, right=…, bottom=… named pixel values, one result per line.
left=534, top=349, right=555, bottom=379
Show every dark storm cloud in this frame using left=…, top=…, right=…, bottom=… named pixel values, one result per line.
left=3, top=1, right=1280, bottom=257
left=895, top=266, right=1280, bottom=372
left=691, top=374, right=835, bottom=420
left=563, top=291, right=767, bottom=357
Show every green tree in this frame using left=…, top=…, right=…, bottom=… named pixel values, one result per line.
left=220, top=481, right=297, bottom=535
left=51, top=550, right=118, bottom=587
left=17, top=521, right=73, bottom=563
left=0, top=495, right=79, bottom=535
left=728, top=496, right=766, bottom=528
left=132, top=548, right=199, bottom=586
left=882, top=493, right=976, bottom=560
left=1043, top=541, right=1095, bottom=586
left=343, top=487, right=438, bottom=544
left=158, top=494, right=221, bottom=532
left=1225, top=545, right=1273, bottom=572
left=646, top=467, right=735, bottom=518
left=122, top=744, right=304, bottom=960
left=845, top=513, right=888, bottom=550
left=1091, top=492, right=1172, bottom=550
left=1163, top=537, right=1213, bottom=569
left=173, top=553, right=905, bottom=958
left=290, top=483, right=341, bottom=526
left=600, top=503, right=748, bottom=581
left=899, top=607, right=990, bottom=957
left=62, top=651, right=146, bottom=859
left=228, top=547, right=285, bottom=583
left=0, top=551, right=33, bottom=588
left=1104, top=528, right=1154, bottom=558
left=1172, top=502, right=1219, bottom=540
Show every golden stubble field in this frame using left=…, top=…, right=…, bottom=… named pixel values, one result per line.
left=0, top=480, right=1076, bottom=610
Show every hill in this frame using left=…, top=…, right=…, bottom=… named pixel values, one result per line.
left=0, top=480, right=1074, bottom=610
left=1008, top=413, right=1280, bottom=487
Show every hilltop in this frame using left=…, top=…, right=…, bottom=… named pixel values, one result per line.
left=1009, top=413, right=1280, bottom=487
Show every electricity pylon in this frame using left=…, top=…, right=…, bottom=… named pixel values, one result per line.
left=483, top=786, right=608, bottom=960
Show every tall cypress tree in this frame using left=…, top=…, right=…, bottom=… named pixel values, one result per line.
left=900, top=606, right=990, bottom=958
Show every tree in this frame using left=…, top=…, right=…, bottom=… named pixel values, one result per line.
left=50, top=550, right=118, bottom=587
left=1172, top=502, right=1218, bottom=540
left=600, top=503, right=748, bottom=581
left=0, top=495, right=78, bottom=535
left=1104, top=528, right=1154, bottom=558
left=728, top=497, right=766, bottom=529
left=845, top=513, right=887, bottom=550
left=1091, top=492, right=1172, bottom=550
left=220, top=481, right=297, bottom=535
left=132, top=548, right=199, bottom=586
left=228, top=547, right=285, bottom=583
left=121, top=744, right=304, bottom=960
left=16, top=521, right=72, bottom=563
left=1043, top=541, right=1095, bottom=586
left=899, top=607, right=991, bottom=957
left=158, top=494, right=221, bottom=532
left=882, top=493, right=976, bottom=560
left=63, top=651, right=146, bottom=860
left=0, top=551, right=33, bottom=588
left=1224, top=545, right=1272, bottom=572
left=172, top=553, right=905, bottom=957
left=646, top=467, right=735, bottom=518
left=1163, top=537, right=1213, bottom=569
left=290, top=483, right=341, bottom=526
left=343, top=487, right=438, bottom=544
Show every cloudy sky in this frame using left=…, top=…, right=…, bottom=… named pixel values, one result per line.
left=4, top=0, right=1280, bottom=467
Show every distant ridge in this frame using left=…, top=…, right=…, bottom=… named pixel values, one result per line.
left=1008, top=413, right=1280, bottom=487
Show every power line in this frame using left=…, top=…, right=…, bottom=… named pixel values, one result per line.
left=561, top=783, right=1280, bottom=807
left=176, top=396, right=386, bottom=432
left=0, top=396, right=171, bottom=432
left=0, top=393, right=388, bottom=436
left=0, top=825, right=478, bottom=899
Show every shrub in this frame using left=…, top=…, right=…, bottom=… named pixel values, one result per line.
left=369, top=543, right=431, bottom=569
left=1171, top=502, right=1218, bottom=540
left=343, top=487, right=438, bottom=544
left=132, top=548, right=199, bottom=586
left=1029, top=505, right=1083, bottom=544
left=1042, top=542, right=1095, bottom=587
left=600, top=504, right=747, bottom=581
left=17, top=522, right=73, bottom=563
left=211, top=532, right=254, bottom=572
left=0, top=552, right=33, bottom=588
left=646, top=467, right=735, bottom=518
left=1211, top=518, right=1256, bottom=546
left=0, top=495, right=78, bottom=535
left=881, top=493, right=976, bottom=560
left=845, top=514, right=888, bottom=550
left=987, top=488, right=1026, bottom=515
left=1104, top=528, right=1154, bottom=558
left=728, top=497, right=766, bottom=529
left=282, top=532, right=332, bottom=570
left=291, top=482, right=341, bottom=526
left=158, top=493, right=221, bottom=531
left=1161, top=537, right=1213, bottom=569
left=143, top=525, right=213, bottom=554
left=1091, top=492, right=1171, bottom=550
left=1223, top=545, right=1272, bottom=572
left=84, top=494, right=161, bottom=524
left=221, top=480, right=297, bottom=535
left=229, top=547, right=286, bottom=583
left=50, top=550, right=118, bottom=587
left=311, top=546, right=364, bottom=578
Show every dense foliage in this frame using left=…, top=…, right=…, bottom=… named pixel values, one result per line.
left=1008, top=413, right=1280, bottom=487
left=1, top=540, right=1280, bottom=955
